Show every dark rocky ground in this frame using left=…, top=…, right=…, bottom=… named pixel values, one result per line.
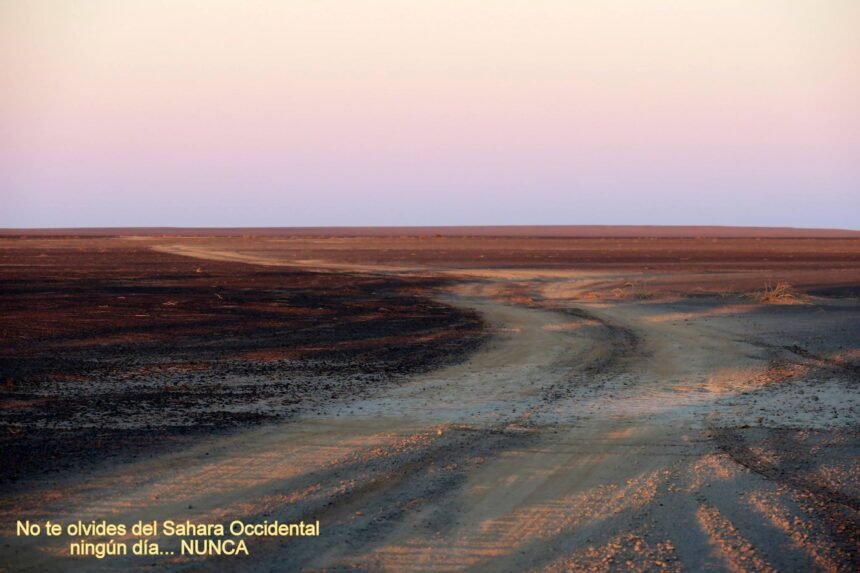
left=0, top=240, right=486, bottom=484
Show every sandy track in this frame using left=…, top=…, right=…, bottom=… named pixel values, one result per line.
left=1, top=246, right=857, bottom=572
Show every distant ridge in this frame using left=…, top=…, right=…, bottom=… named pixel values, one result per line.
left=1, top=225, right=859, bottom=238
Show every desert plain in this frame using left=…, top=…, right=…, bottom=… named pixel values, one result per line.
left=1, top=228, right=859, bottom=572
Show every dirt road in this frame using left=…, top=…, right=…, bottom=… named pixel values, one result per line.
left=1, top=246, right=857, bottom=572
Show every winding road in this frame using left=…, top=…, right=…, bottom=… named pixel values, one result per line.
left=2, top=247, right=857, bottom=572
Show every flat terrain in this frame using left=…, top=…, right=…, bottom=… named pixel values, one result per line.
left=1, top=233, right=859, bottom=572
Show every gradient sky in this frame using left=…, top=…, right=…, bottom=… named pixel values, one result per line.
left=2, top=1, right=858, bottom=228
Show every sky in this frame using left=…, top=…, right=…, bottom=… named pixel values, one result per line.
left=1, top=0, right=859, bottom=228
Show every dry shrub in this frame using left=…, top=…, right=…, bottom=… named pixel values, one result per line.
left=611, top=287, right=628, bottom=299
left=610, top=281, right=656, bottom=300
left=630, top=282, right=656, bottom=300
left=612, top=281, right=655, bottom=300
left=754, top=281, right=809, bottom=305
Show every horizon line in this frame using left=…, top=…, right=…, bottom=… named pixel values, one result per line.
left=2, top=224, right=859, bottom=239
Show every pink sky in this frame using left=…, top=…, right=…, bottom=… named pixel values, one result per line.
left=2, top=1, right=858, bottom=228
